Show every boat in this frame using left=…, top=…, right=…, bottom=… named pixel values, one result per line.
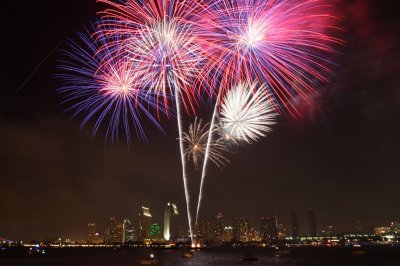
left=275, top=247, right=291, bottom=256
left=181, top=249, right=194, bottom=258
left=243, top=252, right=258, bottom=261
left=351, top=245, right=366, bottom=255
left=140, top=254, right=158, bottom=265
left=28, top=245, right=46, bottom=255
left=352, top=250, right=367, bottom=255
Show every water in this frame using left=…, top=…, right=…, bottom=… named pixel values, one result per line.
left=1, top=247, right=400, bottom=266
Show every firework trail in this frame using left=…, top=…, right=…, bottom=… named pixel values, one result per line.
left=18, top=40, right=63, bottom=93
left=195, top=0, right=341, bottom=224
left=182, top=117, right=229, bottom=170
left=97, top=0, right=207, bottom=242
left=195, top=82, right=277, bottom=226
left=57, top=30, right=163, bottom=143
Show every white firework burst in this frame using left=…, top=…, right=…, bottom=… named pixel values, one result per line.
left=220, top=82, right=277, bottom=143
left=182, top=118, right=229, bottom=170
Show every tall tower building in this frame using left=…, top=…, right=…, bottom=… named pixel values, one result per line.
left=116, top=221, right=124, bottom=243
left=233, top=218, right=250, bottom=242
left=122, top=218, right=135, bottom=243
left=150, top=223, right=162, bottom=241
left=260, top=218, right=267, bottom=242
left=105, top=217, right=123, bottom=243
left=278, top=224, right=288, bottom=240
left=138, top=206, right=153, bottom=241
left=163, top=202, right=179, bottom=241
left=87, top=223, right=96, bottom=244
left=196, top=220, right=211, bottom=241
left=307, top=208, right=317, bottom=236
left=291, top=210, right=299, bottom=239
left=260, top=216, right=278, bottom=242
left=224, top=226, right=233, bottom=242
left=354, top=219, right=363, bottom=233
left=213, top=212, right=224, bottom=243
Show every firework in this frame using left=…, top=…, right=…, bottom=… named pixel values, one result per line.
left=195, top=0, right=341, bottom=225
left=197, top=0, right=341, bottom=117
left=57, top=30, right=163, bottom=143
left=182, top=117, right=229, bottom=170
left=220, top=82, right=277, bottom=143
left=97, top=0, right=206, bottom=113
left=97, top=0, right=208, bottom=241
left=195, top=82, right=276, bottom=226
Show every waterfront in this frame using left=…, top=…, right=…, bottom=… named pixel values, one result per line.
left=1, top=247, right=400, bottom=266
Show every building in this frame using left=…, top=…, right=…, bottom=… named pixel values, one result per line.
left=196, top=220, right=211, bottom=241
left=213, top=212, right=224, bottom=243
left=87, top=223, right=96, bottom=244
left=260, top=216, right=278, bottom=242
left=122, top=218, right=135, bottom=243
left=92, top=233, right=102, bottom=244
left=307, top=208, right=317, bottom=236
left=278, top=224, right=288, bottom=240
left=325, top=225, right=336, bottom=236
left=233, top=218, right=250, bottom=242
left=291, top=210, right=299, bottom=239
left=105, top=217, right=123, bottom=243
left=354, top=219, right=363, bottom=233
left=374, top=226, right=391, bottom=235
left=163, top=202, right=179, bottom=241
left=249, top=227, right=261, bottom=242
left=224, top=226, right=233, bottom=242
left=138, top=206, right=153, bottom=241
left=390, top=221, right=400, bottom=234
left=150, top=223, right=162, bottom=241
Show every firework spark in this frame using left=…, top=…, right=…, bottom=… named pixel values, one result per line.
left=220, top=82, right=277, bottom=144
left=57, top=30, right=163, bottom=143
left=183, top=117, right=229, bottom=170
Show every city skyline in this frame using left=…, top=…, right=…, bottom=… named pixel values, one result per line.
left=1, top=0, right=400, bottom=244
left=3, top=202, right=398, bottom=243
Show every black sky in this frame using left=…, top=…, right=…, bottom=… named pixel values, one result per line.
left=1, top=0, right=400, bottom=241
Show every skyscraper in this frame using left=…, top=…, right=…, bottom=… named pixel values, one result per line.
left=307, top=208, right=317, bottom=236
left=122, top=218, right=135, bottom=243
left=291, top=210, right=299, bottom=239
left=196, top=220, right=211, bottom=241
left=213, top=212, right=224, bottom=243
left=260, top=216, right=278, bottom=242
left=233, top=218, right=250, bottom=242
left=224, top=226, right=233, bottom=242
left=354, top=219, right=363, bottom=233
left=87, top=222, right=96, bottom=244
left=150, top=223, right=162, bottom=241
left=249, top=227, right=261, bottom=242
left=278, top=224, right=288, bottom=240
left=390, top=221, right=400, bottom=234
left=163, top=202, right=179, bottom=241
left=105, top=217, right=123, bottom=243
left=138, top=206, right=152, bottom=241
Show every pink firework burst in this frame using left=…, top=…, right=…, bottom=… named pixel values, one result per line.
left=196, top=0, right=342, bottom=117
left=97, top=0, right=207, bottom=114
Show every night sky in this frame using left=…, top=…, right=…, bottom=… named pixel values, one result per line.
left=1, top=0, right=399, bottom=241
